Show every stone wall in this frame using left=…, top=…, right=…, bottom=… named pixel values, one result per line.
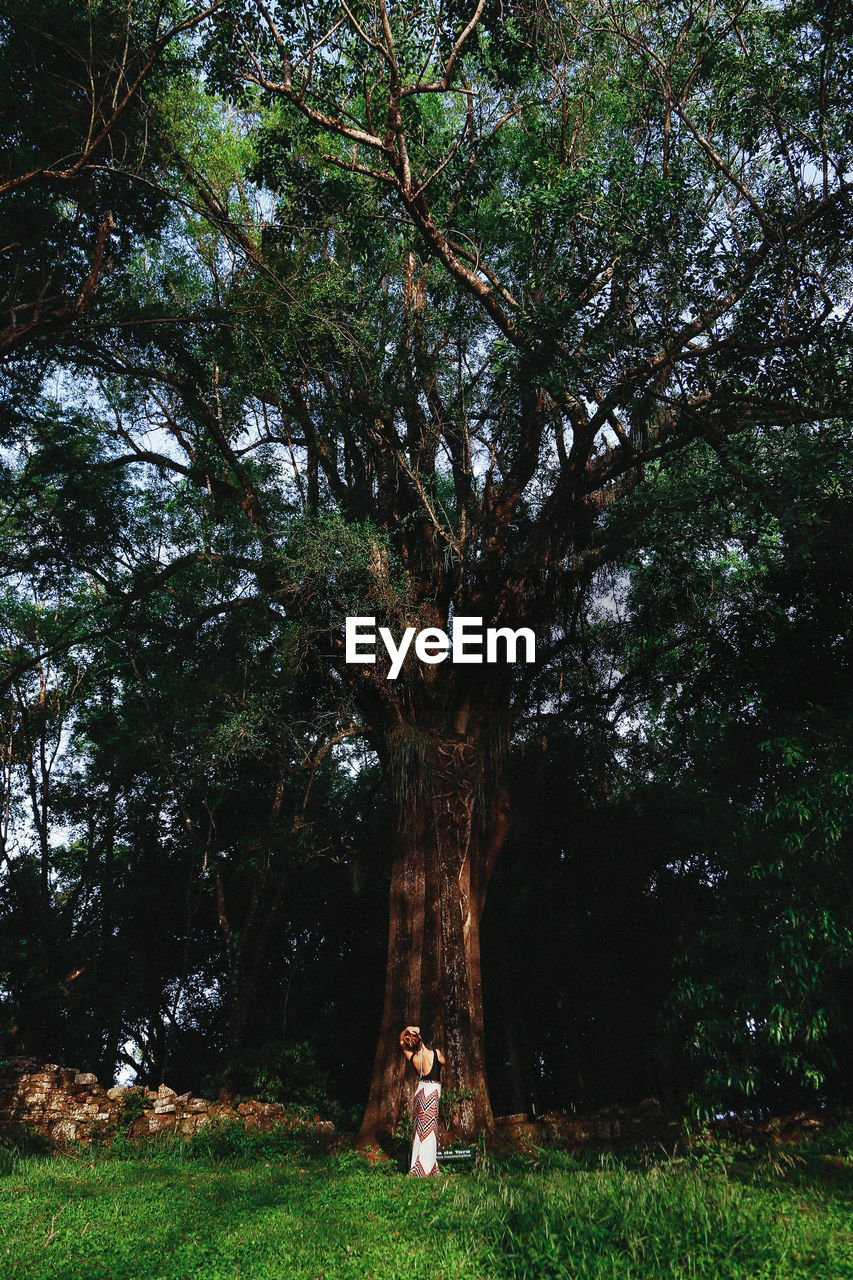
left=0, top=1058, right=334, bottom=1146
left=0, top=1057, right=830, bottom=1152
left=493, top=1101, right=680, bottom=1150
left=493, top=1103, right=827, bottom=1151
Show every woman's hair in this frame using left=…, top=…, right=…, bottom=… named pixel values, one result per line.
left=402, top=1029, right=422, bottom=1052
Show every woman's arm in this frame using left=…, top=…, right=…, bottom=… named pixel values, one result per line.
left=399, top=1025, right=423, bottom=1072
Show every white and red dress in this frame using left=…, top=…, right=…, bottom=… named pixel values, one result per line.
left=409, top=1050, right=441, bottom=1177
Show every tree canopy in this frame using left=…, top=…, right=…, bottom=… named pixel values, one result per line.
left=1, top=0, right=851, bottom=1138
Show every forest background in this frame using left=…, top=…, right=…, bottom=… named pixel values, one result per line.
left=1, top=0, right=851, bottom=1149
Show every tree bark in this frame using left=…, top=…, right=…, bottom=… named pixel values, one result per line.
left=357, top=723, right=510, bottom=1148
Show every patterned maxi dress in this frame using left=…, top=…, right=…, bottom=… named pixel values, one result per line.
left=409, top=1057, right=441, bottom=1177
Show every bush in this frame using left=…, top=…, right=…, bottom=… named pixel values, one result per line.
left=210, top=1040, right=355, bottom=1125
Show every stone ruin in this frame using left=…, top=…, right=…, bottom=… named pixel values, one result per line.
left=0, top=1057, right=335, bottom=1147
left=0, top=1056, right=830, bottom=1152
left=493, top=1102, right=682, bottom=1150
left=493, top=1103, right=827, bottom=1152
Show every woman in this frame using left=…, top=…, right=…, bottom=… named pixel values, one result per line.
left=399, top=1024, right=445, bottom=1177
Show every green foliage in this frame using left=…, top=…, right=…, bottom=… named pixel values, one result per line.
left=439, top=1086, right=478, bottom=1130
left=610, top=424, right=853, bottom=1111
left=0, top=0, right=198, bottom=364
left=276, top=514, right=412, bottom=637
left=119, top=1090, right=147, bottom=1132
left=215, top=1041, right=344, bottom=1122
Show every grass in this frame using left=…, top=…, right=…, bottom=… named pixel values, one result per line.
left=0, top=1124, right=851, bottom=1279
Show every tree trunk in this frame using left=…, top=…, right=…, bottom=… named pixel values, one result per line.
left=217, top=853, right=290, bottom=1094
left=357, top=724, right=509, bottom=1148
left=498, top=944, right=535, bottom=1118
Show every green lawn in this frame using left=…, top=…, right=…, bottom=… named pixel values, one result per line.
left=1, top=1125, right=851, bottom=1279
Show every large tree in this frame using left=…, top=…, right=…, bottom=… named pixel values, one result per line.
left=204, top=0, right=852, bottom=1144
left=94, top=0, right=851, bottom=1144
left=3, top=0, right=852, bottom=1143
